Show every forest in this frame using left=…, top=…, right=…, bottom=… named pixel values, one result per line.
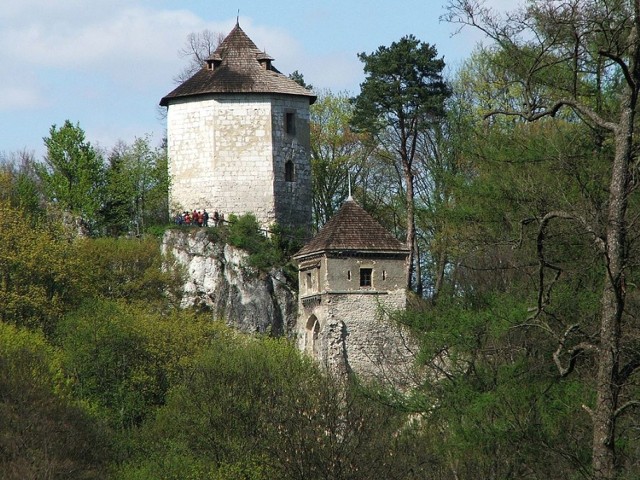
left=1, top=0, right=640, bottom=479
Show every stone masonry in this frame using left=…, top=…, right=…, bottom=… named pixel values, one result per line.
left=166, top=94, right=311, bottom=230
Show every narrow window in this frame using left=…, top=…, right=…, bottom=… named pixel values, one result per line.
left=382, top=270, right=386, bottom=280
left=285, top=111, right=296, bottom=135
left=306, top=271, right=312, bottom=291
left=306, top=315, right=320, bottom=356
left=360, top=268, right=372, bottom=287
left=347, top=270, right=351, bottom=281
left=285, top=160, right=295, bottom=182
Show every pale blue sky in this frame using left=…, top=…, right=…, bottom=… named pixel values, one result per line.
left=0, top=0, right=514, bottom=158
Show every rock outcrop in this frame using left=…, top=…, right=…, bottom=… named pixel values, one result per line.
left=162, top=229, right=297, bottom=336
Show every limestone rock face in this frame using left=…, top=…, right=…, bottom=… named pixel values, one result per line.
left=162, top=229, right=297, bottom=335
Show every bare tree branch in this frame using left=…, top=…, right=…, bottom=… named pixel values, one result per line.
left=485, top=99, right=618, bottom=132
left=614, top=400, right=640, bottom=418
left=553, top=324, right=596, bottom=377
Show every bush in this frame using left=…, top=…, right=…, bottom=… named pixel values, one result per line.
left=226, top=213, right=288, bottom=272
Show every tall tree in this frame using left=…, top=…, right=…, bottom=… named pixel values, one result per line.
left=352, top=35, right=451, bottom=291
left=310, top=90, right=371, bottom=229
left=445, top=1, right=640, bottom=477
left=37, top=120, right=105, bottom=232
left=102, top=136, right=169, bottom=236
left=174, top=29, right=224, bottom=84
left=0, top=150, right=43, bottom=217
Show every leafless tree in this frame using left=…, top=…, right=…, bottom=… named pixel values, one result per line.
left=445, top=1, right=640, bottom=478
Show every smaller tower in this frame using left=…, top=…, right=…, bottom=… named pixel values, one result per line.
left=293, top=199, right=414, bottom=379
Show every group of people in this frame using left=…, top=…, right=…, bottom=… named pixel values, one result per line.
left=174, top=209, right=224, bottom=227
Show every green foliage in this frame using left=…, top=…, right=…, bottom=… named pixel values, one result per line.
left=0, top=201, right=84, bottom=334
left=57, top=300, right=220, bottom=430
left=118, top=333, right=433, bottom=480
left=73, top=236, right=183, bottom=306
left=226, top=213, right=291, bottom=272
left=102, top=137, right=169, bottom=237
left=0, top=150, right=44, bottom=218
left=400, top=292, right=593, bottom=478
left=352, top=35, right=450, bottom=134
left=310, top=90, right=369, bottom=229
left=37, top=120, right=105, bottom=231
left=0, top=322, right=109, bottom=479
left=288, top=69, right=312, bottom=90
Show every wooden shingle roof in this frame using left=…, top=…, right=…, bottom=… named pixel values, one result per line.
left=160, top=24, right=316, bottom=106
left=295, top=199, right=410, bottom=259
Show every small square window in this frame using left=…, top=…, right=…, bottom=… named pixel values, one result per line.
left=360, top=268, right=372, bottom=287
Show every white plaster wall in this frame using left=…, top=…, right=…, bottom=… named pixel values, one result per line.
left=167, top=95, right=276, bottom=226
left=326, top=289, right=413, bottom=380
left=167, top=94, right=312, bottom=231
left=325, top=256, right=406, bottom=292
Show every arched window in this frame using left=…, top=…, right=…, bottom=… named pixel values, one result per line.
left=305, top=315, right=320, bottom=356
left=285, top=160, right=295, bottom=182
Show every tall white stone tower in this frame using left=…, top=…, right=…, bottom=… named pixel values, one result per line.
left=160, top=23, right=315, bottom=232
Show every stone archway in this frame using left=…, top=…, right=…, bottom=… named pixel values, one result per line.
left=305, top=315, right=320, bottom=357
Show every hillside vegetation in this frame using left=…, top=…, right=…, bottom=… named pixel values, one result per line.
left=3, top=1, right=640, bottom=477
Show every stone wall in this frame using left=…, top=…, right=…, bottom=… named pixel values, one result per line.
left=166, top=93, right=311, bottom=232
left=271, top=96, right=312, bottom=233
left=297, top=253, right=417, bottom=384
left=298, top=288, right=416, bottom=383
left=163, top=229, right=297, bottom=335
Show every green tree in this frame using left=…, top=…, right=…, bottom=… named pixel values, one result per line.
left=0, top=149, right=44, bottom=217
left=102, top=137, right=169, bottom=236
left=73, top=236, right=183, bottom=306
left=0, top=200, right=83, bottom=334
left=118, top=332, right=434, bottom=480
left=352, top=35, right=451, bottom=292
left=310, top=90, right=371, bottom=229
left=57, top=300, right=219, bottom=431
left=444, top=1, right=640, bottom=477
left=0, top=322, right=109, bottom=479
left=37, top=120, right=105, bottom=232
left=289, top=69, right=313, bottom=90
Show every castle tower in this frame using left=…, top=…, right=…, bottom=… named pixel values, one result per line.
left=293, top=199, right=415, bottom=380
left=160, top=24, right=316, bottom=232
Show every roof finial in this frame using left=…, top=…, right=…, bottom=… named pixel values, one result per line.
left=236, top=9, right=240, bottom=26
left=347, top=170, right=353, bottom=201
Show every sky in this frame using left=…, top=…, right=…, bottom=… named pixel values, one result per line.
left=0, top=0, right=515, bottom=159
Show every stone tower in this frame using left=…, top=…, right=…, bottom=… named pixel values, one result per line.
left=293, top=199, right=415, bottom=380
left=160, top=24, right=316, bottom=232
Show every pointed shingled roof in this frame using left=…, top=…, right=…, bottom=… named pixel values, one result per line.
left=295, top=199, right=410, bottom=259
left=160, top=24, right=315, bottom=106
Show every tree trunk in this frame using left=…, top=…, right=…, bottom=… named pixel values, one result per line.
left=404, top=166, right=416, bottom=291
left=432, top=250, right=447, bottom=305
left=591, top=101, right=632, bottom=480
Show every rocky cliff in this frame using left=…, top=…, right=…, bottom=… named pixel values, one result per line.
left=162, top=229, right=298, bottom=336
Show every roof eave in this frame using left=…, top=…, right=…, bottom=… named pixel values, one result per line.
left=294, top=247, right=410, bottom=261
left=160, top=90, right=316, bottom=107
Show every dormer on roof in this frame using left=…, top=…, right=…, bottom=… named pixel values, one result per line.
left=205, top=52, right=222, bottom=71
left=256, top=51, right=274, bottom=70
left=160, top=23, right=315, bottom=106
